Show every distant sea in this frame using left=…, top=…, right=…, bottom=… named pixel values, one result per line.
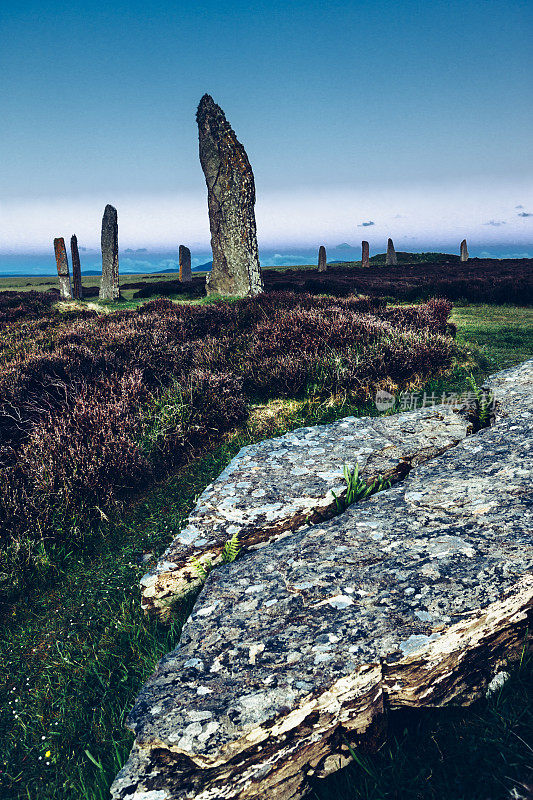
left=0, top=244, right=531, bottom=278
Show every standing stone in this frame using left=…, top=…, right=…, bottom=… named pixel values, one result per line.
left=53, top=237, right=73, bottom=300
left=99, top=204, right=120, bottom=301
left=179, top=245, right=192, bottom=282
left=70, top=235, right=83, bottom=300
left=386, top=237, right=398, bottom=266
left=197, top=94, right=263, bottom=297
left=460, top=239, right=469, bottom=262
left=318, top=245, right=327, bottom=272
left=362, top=240, right=370, bottom=268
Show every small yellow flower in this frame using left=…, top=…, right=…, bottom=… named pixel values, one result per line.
left=45, top=750, right=51, bottom=758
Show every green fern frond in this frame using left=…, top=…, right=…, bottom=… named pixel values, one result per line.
left=222, top=532, right=241, bottom=564
left=192, top=556, right=213, bottom=582
left=467, top=373, right=494, bottom=428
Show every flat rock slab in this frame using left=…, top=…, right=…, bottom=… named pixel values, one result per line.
left=113, top=361, right=533, bottom=800
left=141, top=407, right=471, bottom=617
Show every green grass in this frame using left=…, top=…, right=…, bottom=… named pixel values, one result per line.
left=89, top=290, right=233, bottom=312
left=451, top=304, right=533, bottom=373
left=0, top=302, right=531, bottom=800
left=0, top=272, right=203, bottom=294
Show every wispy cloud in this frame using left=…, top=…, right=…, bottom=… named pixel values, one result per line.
left=358, top=220, right=375, bottom=227
left=484, top=220, right=506, bottom=226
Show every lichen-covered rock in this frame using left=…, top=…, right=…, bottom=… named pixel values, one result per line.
left=179, top=246, right=192, bottom=283
left=99, top=204, right=120, bottom=301
left=112, top=361, right=532, bottom=800
left=361, top=240, right=370, bottom=268
left=386, top=237, right=397, bottom=266
left=460, top=239, right=469, bottom=262
left=53, top=237, right=73, bottom=300
left=70, top=234, right=83, bottom=300
left=141, top=406, right=471, bottom=618
left=197, top=94, right=263, bottom=297
left=318, top=246, right=327, bottom=273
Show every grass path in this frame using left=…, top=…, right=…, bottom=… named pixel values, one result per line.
left=0, top=303, right=531, bottom=800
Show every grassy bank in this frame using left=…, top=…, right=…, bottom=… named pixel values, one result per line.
left=0, top=302, right=531, bottom=800
left=451, top=304, right=533, bottom=371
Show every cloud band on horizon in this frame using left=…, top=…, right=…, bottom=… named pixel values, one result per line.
left=1, top=178, right=533, bottom=253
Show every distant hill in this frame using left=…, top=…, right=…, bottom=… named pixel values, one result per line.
left=148, top=261, right=212, bottom=274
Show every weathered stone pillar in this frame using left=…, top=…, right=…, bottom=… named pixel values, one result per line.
left=53, top=237, right=73, bottom=300
left=460, top=239, right=469, bottom=262
left=197, top=94, right=263, bottom=297
left=70, top=235, right=83, bottom=300
left=318, top=245, right=327, bottom=272
left=386, top=237, right=398, bottom=266
left=179, top=245, right=192, bottom=282
left=99, top=204, right=120, bottom=301
left=362, top=240, right=370, bottom=268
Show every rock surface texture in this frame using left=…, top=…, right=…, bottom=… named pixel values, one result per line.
left=386, top=238, right=397, bottom=266
left=197, top=94, right=263, bottom=297
left=460, top=239, right=469, bottom=262
left=361, top=240, right=370, bottom=268
left=53, top=237, right=73, bottom=300
left=318, top=246, right=327, bottom=273
left=179, top=246, right=192, bottom=283
left=113, top=360, right=533, bottom=800
left=100, top=204, right=120, bottom=301
left=70, top=234, right=83, bottom=300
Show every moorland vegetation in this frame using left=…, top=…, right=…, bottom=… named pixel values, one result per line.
left=0, top=291, right=457, bottom=593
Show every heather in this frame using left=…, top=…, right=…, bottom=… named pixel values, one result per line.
left=0, top=292, right=457, bottom=588
left=263, top=257, right=533, bottom=303
left=46, top=255, right=529, bottom=306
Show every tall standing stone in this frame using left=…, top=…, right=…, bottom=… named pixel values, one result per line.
left=70, top=235, right=83, bottom=300
left=99, top=204, right=120, bottom=301
left=386, top=237, right=398, bottom=266
left=179, top=245, right=192, bottom=282
left=361, top=240, right=370, bottom=268
left=318, top=245, right=327, bottom=272
left=460, top=239, right=469, bottom=262
left=53, top=237, right=73, bottom=300
left=197, top=94, right=263, bottom=297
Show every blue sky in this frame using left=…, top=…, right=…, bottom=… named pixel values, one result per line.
left=1, top=0, right=532, bottom=254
